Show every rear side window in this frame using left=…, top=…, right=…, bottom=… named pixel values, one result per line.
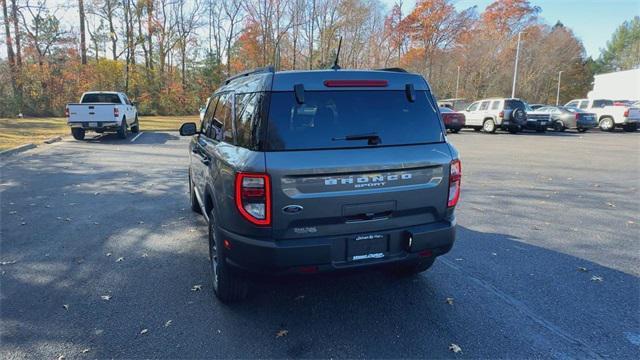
left=565, top=101, right=579, bottom=108
left=211, top=93, right=234, bottom=143
left=592, top=99, right=613, bottom=108
left=235, top=92, right=263, bottom=148
left=81, top=93, right=122, bottom=104
left=201, top=96, right=218, bottom=136
left=479, top=101, right=490, bottom=111
left=265, top=90, right=443, bottom=151
left=467, top=102, right=479, bottom=111
left=491, top=101, right=500, bottom=110
left=579, top=100, right=589, bottom=109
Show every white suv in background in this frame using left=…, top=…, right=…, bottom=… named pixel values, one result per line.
left=564, top=99, right=640, bottom=132
left=461, top=98, right=544, bottom=134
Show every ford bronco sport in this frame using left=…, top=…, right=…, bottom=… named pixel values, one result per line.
left=179, top=67, right=461, bottom=302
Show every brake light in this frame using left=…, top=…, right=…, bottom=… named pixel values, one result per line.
left=114, top=108, right=120, bottom=117
left=624, top=108, right=629, bottom=117
left=499, top=111, right=504, bottom=118
left=575, top=113, right=579, bottom=120
left=448, top=159, right=462, bottom=208
left=235, top=173, right=271, bottom=226
left=65, top=107, right=70, bottom=117
left=323, top=80, right=388, bottom=87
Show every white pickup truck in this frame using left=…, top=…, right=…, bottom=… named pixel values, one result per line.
left=564, top=99, right=640, bottom=132
left=66, top=91, right=139, bottom=140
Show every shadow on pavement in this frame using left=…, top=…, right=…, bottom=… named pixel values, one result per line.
left=0, top=139, right=638, bottom=359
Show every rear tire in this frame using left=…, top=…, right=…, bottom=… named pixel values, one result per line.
left=473, top=127, right=481, bottom=132
left=599, top=117, right=615, bottom=132
left=131, top=117, right=140, bottom=133
left=483, top=119, right=496, bottom=133
left=577, top=128, right=588, bottom=133
left=392, top=258, right=435, bottom=276
left=508, top=126, right=519, bottom=134
left=117, top=119, right=128, bottom=139
left=450, top=128, right=461, bottom=134
left=71, top=128, right=85, bottom=140
left=554, top=121, right=565, bottom=132
left=209, top=209, right=248, bottom=303
left=623, top=123, right=637, bottom=132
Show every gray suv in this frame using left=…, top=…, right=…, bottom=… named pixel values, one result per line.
left=179, top=67, right=461, bottom=302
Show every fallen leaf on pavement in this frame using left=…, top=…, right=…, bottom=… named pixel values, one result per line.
left=276, top=329, right=288, bottom=338
left=138, top=221, right=145, bottom=224
left=606, top=202, right=616, bottom=208
left=191, top=284, right=202, bottom=291
left=105, top=253, right=112, bottom=257
left=58, top=355, right=65, bottom=360
left=591, top=276, right=603, bottom=282
left=116, top=257, right=124, bottom=262
left=20, top=222, right=26, bottom=226
left=446, top=298, right=454, bottom=305
left=164, top=320, right=172, bottom=327
left=140, top=328, right=148, bottom=335
left=101, top=295, right=112, bottom=301
left=449, top=343, right=462, bottom=353
left=577, top=267, right=588, bottom=272
left=9, top=211, right=17, bottom=215
left=63, top=304, right=69, bottom=310
left=81, top=348, right=90, bottom=354
left=0, top=260, right=17, bottom=265
left=141, top=253, right=149, bottom=258
left=64, top=218, right=72, bottom=222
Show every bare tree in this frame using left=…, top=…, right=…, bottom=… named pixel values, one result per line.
left=78, top=0, right=87, bottom=64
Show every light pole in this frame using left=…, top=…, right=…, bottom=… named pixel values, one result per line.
left=511, top=31, right=523, bottom=98
left=455, top=66, right=461, bottom=99
left=556, top=71, right=563, bottom=106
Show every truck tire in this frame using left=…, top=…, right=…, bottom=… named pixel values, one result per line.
left=508, top=126, right=520, bottom=134
left=117, top=118, right=128, bottom=139
left=554, top=121, right=565, bottom=132
left=599, top=117, right=615, bottom=132
left=623, top=123, right=637, bottom=132
left=392, top=258, right=435, bottom=276
left=131, top=117, right=140, bottom=133
left=209, top=209, right=248, bottom=303
left=71, top=127, right=85, bottom=140
left=483, top=119, right=496, bottom=133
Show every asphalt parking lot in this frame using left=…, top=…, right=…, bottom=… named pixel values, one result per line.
left=1, top=129, right=639, bottom=359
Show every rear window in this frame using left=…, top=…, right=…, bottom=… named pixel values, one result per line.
left=81, top=93, right=121, bottom=104
left=504, top=100, right=525, bottom=110
left=265, top=90, right=443, bottom=151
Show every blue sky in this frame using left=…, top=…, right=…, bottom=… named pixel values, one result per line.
left=383, top=0, right=640, bottom=58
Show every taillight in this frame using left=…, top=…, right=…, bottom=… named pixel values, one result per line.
left=448, top=159, right=462, bottom=208
left=575, top=113, right=579, bottom=120
left=624, top=108, right=629, bottom=117
left=235, top=173, right=271, bottom=226
left=114, top=108, right=120, bottom=117
left=499, top=111, right=504, bottom=118
left=65, top=107, right=70, bottom=117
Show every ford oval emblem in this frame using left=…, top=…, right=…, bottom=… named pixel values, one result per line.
left=282, top=205, right=303, bottom=214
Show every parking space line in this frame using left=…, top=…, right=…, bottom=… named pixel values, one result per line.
left=131, top=132, right=144, bottom=142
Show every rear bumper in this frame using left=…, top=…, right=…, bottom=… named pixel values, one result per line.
left=69, top=121, right=119, bottom=130
left=219, top=219, right=456, bottom=274
left=525, top=120, right=548, bottom=130
left=622, top=118, right=639, bottom=124
left=577, top=120, right=597, bottom=129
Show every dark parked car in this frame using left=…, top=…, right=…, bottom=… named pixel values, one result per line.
left=439, top=107, right=466, bottom=133
left=179, top=67, right=461, bottom=302
left=534, top=106, right=597, bottom=132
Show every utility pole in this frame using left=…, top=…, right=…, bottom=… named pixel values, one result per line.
left=511, top=31, right=522, bottom=98
left=556, top=70, right=563, bottom=106
left=455, top=66, right=461, bottom=99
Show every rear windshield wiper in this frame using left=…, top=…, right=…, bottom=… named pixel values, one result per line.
left=332, top=133, right=381, bottom=145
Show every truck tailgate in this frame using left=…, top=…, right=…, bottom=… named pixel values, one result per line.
left=67, top=104, right=116, bottom=124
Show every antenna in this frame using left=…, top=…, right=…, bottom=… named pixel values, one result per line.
left=331, top=36, right=343, bottom=70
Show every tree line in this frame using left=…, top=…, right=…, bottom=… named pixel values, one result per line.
left=0, top=0, right=638, bottom=117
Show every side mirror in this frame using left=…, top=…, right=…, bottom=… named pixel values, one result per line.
left=131, top=101, right=138, bottom=106
left=179, top=122, right=198, bottom=136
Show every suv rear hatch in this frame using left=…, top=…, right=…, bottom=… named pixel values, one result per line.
left=263, top=87, right=453, bottom=240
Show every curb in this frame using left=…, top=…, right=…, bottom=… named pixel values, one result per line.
left=0, top=143, right=37, bottom=159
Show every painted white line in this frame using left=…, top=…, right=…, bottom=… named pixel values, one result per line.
left=130, top=132, right=144, bottom=142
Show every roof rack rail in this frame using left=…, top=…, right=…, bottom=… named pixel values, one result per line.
left=224, top=66, right=275, bottom=84
left=375, top=67, right=408, bottom=73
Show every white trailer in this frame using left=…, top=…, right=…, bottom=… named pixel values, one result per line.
left=587, top=69, right=640, bottom=101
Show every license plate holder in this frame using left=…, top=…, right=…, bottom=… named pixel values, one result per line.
left=347, top=234, right=388, bottom=261
left=89, top=122, right=98, bottom=127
